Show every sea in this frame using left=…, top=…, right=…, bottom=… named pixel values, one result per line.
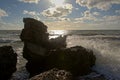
left=0, top=30, right=120, bottom=80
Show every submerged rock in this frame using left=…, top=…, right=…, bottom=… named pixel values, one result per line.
left=29, top=68, right=73, bottom=80
left=20, top=18, right=96, bottom=77
left=0, top=46, right=17, bottom=80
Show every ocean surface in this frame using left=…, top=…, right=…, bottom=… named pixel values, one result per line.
left=0, top=30, right=120, bottom=80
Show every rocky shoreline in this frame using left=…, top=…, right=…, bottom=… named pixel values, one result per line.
left=0, top=18, right=107, bottom=80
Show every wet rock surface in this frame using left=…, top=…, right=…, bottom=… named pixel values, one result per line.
left=30, top=68, right=73, bottom=80
left=0, top=46, right=17, bottom=80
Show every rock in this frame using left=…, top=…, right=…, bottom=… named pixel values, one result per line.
left=20, top=18, right=96, bottom=77
left=46, top=46, right=96, bottom=76
left=20, top=18, right=49, bottom=46
left=29, top=68, right=73, bottom=80
left=20, top=18, right=67, bottom=77
left=20, top=18, right=50, bottom=77
left=0, top=46, right=17, bottom=80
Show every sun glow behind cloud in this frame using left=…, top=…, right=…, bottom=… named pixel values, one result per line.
left=50, top=0, right=65, bottom=6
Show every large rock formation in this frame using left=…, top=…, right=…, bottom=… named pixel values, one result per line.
left=20, top=18, right=49, bottom=77
left=20, top=18, right=96, bottom=77
left=30, top=68, right=72, bottom=80
left=46, top=46, right=96, bottom=76
left=0, top=46, right=17, bottom=80
left=20, top=18, right=67, bottom=77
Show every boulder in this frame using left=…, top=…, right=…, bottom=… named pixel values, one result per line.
left=29, top=68, right=73, bottom=80
left=46, top=46, right=96, bottom=76
left=0, top=46, right=17, bottom=80
left=20, top=18, right=49, bottom=46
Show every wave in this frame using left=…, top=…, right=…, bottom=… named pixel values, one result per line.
left=0, top=38, right=21, bottom=43
left=67, top=35, right=120, bottom=41
left=67, top=30, right=120, bottom=36
left=67, top=35, right=120, bottom=80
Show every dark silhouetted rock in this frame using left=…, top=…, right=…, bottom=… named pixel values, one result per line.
left=29, top=68, right=73, bottom=80
left=46, top=46, right=96, bottom=76
left=20, top=18, right=96, bottom=77
left=20, top=18, right=49, bottom=46
left=20, top=18, right=67, bottom=77
left=0, top=46, right=17, bottom=80
left=20, top=18, right=49, bottom=77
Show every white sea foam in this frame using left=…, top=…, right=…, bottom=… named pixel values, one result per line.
left=67, top=35, right=120, bottom=80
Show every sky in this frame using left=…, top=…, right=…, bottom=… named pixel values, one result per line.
left=0, top=0, right=120, bottom=30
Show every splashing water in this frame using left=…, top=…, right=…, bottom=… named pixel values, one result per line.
left=67, top=35, right=120, bottom=80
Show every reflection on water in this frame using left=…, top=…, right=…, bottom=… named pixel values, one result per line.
left=48, top=30, right=67, bottom=39
left=49, top=35, right=59, bottom=39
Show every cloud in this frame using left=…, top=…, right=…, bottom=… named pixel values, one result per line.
left=93, top=12, right=100, bottom=16
left=45, top=20, right=114, bottom=30
left=19, top=0, right=40, bottom=4
left=23, top=10, right=38, bottom=16
left=23, top=10, right=40, bottom=20
left=102, top=15, right=120, bottom=23
left=0, top=8, right=8, bottom=17
left=41, top=3, right=73, bottom=18
left=58, top=17, right=70, bottom=21
left=75, top=8, right=79, bottom=10
left=45, top=20, right=93, bottom=30
left=0, top=20, right=22, bottom=30
left=76, top=0, right=120, bottom=10
left=116, top=10, right=120, bottom=14
left=75, top=10, right=120, bottom=25
left=45, top=15, right=120, bottom=30
left=75, top=10, right=98, bottom=22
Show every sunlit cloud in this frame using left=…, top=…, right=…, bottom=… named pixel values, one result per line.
left=23, top=10, right=39, bottom=16
left=58, top=17, right=70, bottom=21
left=0, top=8, right=8, bottom=17
left=75, top=10, right=98, bottom=22
left=45, top=15, right=120, bottom=30
left=76, top=0, right=120, bottom=10
left=93, top=12, right=100, bottom=16
left=19, top=0, right=40, bottom=4
left=45, top=20, right=102, bottom=30
left=50, top=0, right=65, bottom=6
left=23, top=10, right=40, bottom=20
left=75, top=10, right=120, bottom=24
left=41, top=3, right=73, bottom=18
left=103, top=15, right=120, bottom=23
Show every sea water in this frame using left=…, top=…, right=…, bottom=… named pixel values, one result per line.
left=0, top=30, right=120, bottom=80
